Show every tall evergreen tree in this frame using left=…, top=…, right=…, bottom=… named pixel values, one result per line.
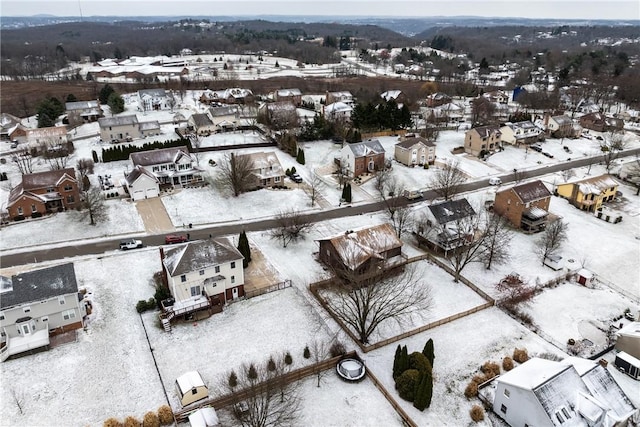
left=296, top=148, right=306, bottom=165
left=413, top=370, right=432, bottom=411
left=399, top=345, right=410, bottom=374
left=99, top=84, right=115, bottom=104
left=422, top=339, right=434, bottom=367
left=392, top=344, right=402, bottom=379
left=344, top=183, right=352, bottom=203
left=237, top=230, right=252, bottom=268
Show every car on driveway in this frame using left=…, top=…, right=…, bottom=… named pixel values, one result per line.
left=165, top=234, right=188, bottom=244
left=290, top=173, right=303, bottom=183
left=120, top=238, right=143, bottom=250
left=530, top=144, right=543, bottom=153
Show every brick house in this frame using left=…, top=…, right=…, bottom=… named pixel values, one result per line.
left=494, top=180, right=552, bottom=232
left=340, top=139, right=386, bottom=178
left=274, top=88, right=303, bottom=106
left=7, top=168, right=80, bottom=220
left=464, top=125, right=502, bottom=157
left=25, top=126, right=69, bottom=146
left=425, top=92, right=452, bottom=108
left=325, top=91, right=354, bottom=106
left=555, top=174, right=618, bottom=212
left=579, top=112, right=624, bottom=133
left=394, top=136, right=436, bottom=166
left=381, top=90, right=408, bottom=105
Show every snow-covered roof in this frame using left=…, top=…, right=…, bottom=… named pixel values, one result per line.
left=162, top=238, right=244, bottom=277
left=208, top=105, right=239, bottom=117
left=191, top=113, right=214, bottom=127
left=138, top=88, right=169, bottom=98
left=99, top=114, right=139, bottom=128
left=175, top=371, right=206, bottom=394
left=345, top=139, right=384, bottom=157
left=467, top=125, right=501, bottom=138
left=324, top=102, right=352, bottom=114
left=276, top=88, right=302, bottom=97
left=395, top=136, right=435, bottom=149
left=0, top=263, right=79, bottom=309
left=188, top=407, right=219, bottom=427
left=507, top=180, right=551, bottom=203
left=428, top=199, right=476, bottom=225
left=139, top=121, right=160, bottom=131
left=575, top=175, right=618, bottom=195
left=65, top=100, right=99, bottom=111
left=21, top=168, right=76, bottom=191
left=381, top=90, right=403, bottom=101
left=26, top=126, right=68, bottom=139
left=129, top=146, right=191, bottom=167
left=616, top=322, right=640, bottom=339
left=124, top=165, right=159, bottom=186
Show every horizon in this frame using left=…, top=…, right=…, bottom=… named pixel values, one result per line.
left=1, top=0, right=639, bottom=21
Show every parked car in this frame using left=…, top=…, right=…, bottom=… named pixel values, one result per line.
left=542, top=152, right=554, bottom=158
left=165, top=234, right=188, bottom=244
left=119, top=238, right=143, bottom=250
left=530, top=144, right=543, bottom=153
left=290, top=173, right=303, bottom=183
left=488, top=177, right=502, bottom=186
left=10, top=141, right=18, bottom=148
left=402, top=190, right=423, bottom=200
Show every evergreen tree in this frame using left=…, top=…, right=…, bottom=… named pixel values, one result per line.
left=422, top=339, right=434, bottom=367
left=99, top=84, right=115, bottom=104
left=413, top=371, right=432, bottom=411
left=399, top=345, right=410, bottom=374
left=66, top=93, right=78, bottom=102
left=237, top=230, right=251, bottom=268
left=392, top=344, right=403, bottom=379
left=296, top=148, right=306, bottom=165
left=107, top=92, right=125, bottom=114
left=91, top=150, right=99, bottom=163
left=344, top=183, right=352, bottom=203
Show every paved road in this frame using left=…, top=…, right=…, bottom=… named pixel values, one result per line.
left=2, top=148, right=639, bottom=268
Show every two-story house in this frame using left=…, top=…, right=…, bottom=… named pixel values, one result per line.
left=483, top=90, right=509, bottom=104
left=138, top=88, right=174, bottom=111
left=98, top=115, right=142, bottom=142
left=415, top=198, right=477, bottom=254
left=207, top=105, right=240, bottom=132
left=464, top=125, right=502, bottom=157
left=340, top=139, right=386, bottom=178
left=159, top=238, right=245, bottom=321
left=316, top=223, right=403, bottom=277
left=424, top=92, right=452, bottom=108
left=7, top=168, right=80, bottom=220
left=188, top=113, right=216, bottom=135
left=490, top=357, right=636, bottom=427
left=381, top=90, right=408, bottom=106
left=323, top=102, right=353, bottom=123
left=128, top=146, right=203, bottom=193
left=236, top=151, right=285, bottom=189
left=274, top=88, right=303, bottom=106
left=65, top=100, right=102, bottom=127
left=394, top=136, right=436, bottom=166
left=199, top=88, right=254, bottom=105
left=424, top=102, right=465, bottom=124
left=258, top=102, right=298, bottom=129
left=25, top=126, right=69, bottom=147
left=325, top=91, right=354, bottom=107
left=500, top=121, right=543, bottom=146
left=543, top=114, right=575, bottom=138
left=579, top=112, right=624, bottom=133
left=0, top=263, right=87, bottom=362
left=494, top=180, right=552, bottom=233
left=555, top=174, right=618, bottom=212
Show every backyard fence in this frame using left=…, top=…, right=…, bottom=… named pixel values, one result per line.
left=244, top=279, right=292, bottom=300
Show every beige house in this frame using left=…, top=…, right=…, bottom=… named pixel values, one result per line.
left=98, top=115, right=141, bottom=142
left=464, top=125, right=502, bottom=157
left=25, top=125, right=69, bottom=146
left=237, top=151, right=286, bottom=188
left=175, top=371, right=209, bottom=407
left=394, top=136, right=435, bottom=166
left=500, top=121, right=543, bottom=146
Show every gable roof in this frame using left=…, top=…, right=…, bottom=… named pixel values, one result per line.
left=429, top=198, right=476, bottom=224
left=138, top=88, right=169, bottom=98
left=21, top=168, right=77, bottom=190
left=506, top=180, right=552, bottom=203
left=0, top=263, right=79, bottom=309
left=25, top=126, right=68, bottom=140
left=162, top=238, right=244, bottom=277
left=468, top=125, right=502, bottom=138
left=276, top=88, right=302, bottom=97
left=563, top=174, right=618, bottom=195
left=395, top=136, right=435, bottom=149
left=129, top=146, right=191, bottom=166
left=99, top=114, right=139, bottom=128
left=208, top=105, right=239, bottom=117
left=124, top=165, right=159, bottom=185
left=175, top=371, right=206, bottom=394
left=317, top=223, right=402, bottom=271
left=190, top=113, right=214, bottom=127
left=381, top=90, right=403, bottom=101
left=238, top=151, right=284, bottom=178
left=345, top=139, right=385, bottom=157
left=65, top=100, right=99, bottom=111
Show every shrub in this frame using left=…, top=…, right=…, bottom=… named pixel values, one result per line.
left=513, top=348, right=529, bottom=363
left=409, top=352, right=432, bottom=373
left=470, top=405, right=485, bottom=422
left=502, top=356, right=514, bottom=371
left=104, top=418, right=123, bottom=427
left=248, top=364, right=258, bottom=379
left=303, top=345, right=311, bottom=359
left=157, top=405, right=173, bottom=425
left=329, top=341, right=346, bottom=357
left=395, top=369, right=420, bottom=402
left=480, top=361, right=500, bottom=379
left=267, top=356, right=276, bottom=372
left=142, top=411, right=160, bottom=427
left=228, top=371, right=238, bottom=388
left=464, top=380, right=479, bottom=399
left=284, top=352, right=293, bottom=365
left=123, top=417, right=141, bottom=427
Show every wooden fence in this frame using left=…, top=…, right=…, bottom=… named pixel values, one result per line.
left=365, top=366, right=418, bottom=427
left=174, top=351, right=357, bottom=422
left=244, top=279, right=292, bottom=300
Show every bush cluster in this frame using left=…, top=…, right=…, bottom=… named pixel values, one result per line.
left=502, top=356, right=514, bottom=371
left=513, top=348, right=529, bottom=363
left=470, top=405, right=485, bottom=422
left=142, top=412, right=159, bottom=427
left=136, top=298, right=157, bottom=313
left=392, top=341, right=434, bottom=411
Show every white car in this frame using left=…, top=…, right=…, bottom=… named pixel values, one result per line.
left=119, top=238, right=143, bottom=250
left=489, top=177, right=502, bottom=186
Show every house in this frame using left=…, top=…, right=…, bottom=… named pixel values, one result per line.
left=137, top=88, right=174, bottom=111
left=0, top=263, right=87, bottom=362
left=123, top=165, right=160, bottom=201
left=500, top=121, right=543, bottom=146
left=340, top=139, right=386, bottom=178
left=188, top=113, right=217, bottom=135
left=188, top=407, right=219, bottom=427
left=415, top=198, right=477, bottom=253
left=98, top=115, right=142, bottom=142
left=316, top=223, right=403, bottom=275
left=394, top=136, right=435, bottom=166
left=0, top=113, right=27, bottom=142
left=259, top=102, right=298, bottom=129
left=464, top=125, right=502, bottom=157
left=65, top=100, right=102, bottom=127
left=615, top=351, right=640, bottom=380
left=129, top=146, right=204, bottom=190
left=160, top=238, right=245, bottom=320
left=579, top=112, right=624, bottom=133
left=425, top=102, right=465, bottom=124
left=7, top=168, right=80, bottom=220
left=425, top=92, right=452, bottom=108
left=490, top=357, right=637, bottom=427
left=207, top=105, right=240, bottom=132
left=543, top=114, right=574, bottom=138
left=555, top=175, right=618, bottom=212
left=325, top=91, right=354, bottom=106
left=274, top=88, right=302, bottom=106
left=381, top=90, right=407, bottom=106
left=494, top=180, right=552, bottom=233
left=199, top=88, right=254, bottom=105
left=25, top=126, right=69, bottom=146
left=139, top=120, right=161, bottom=137
left=236, top=151, right=285, bottom=189
left=483, top=90, right=509, bottom=104
left=615, top=322, right=640, bottom=360
left=175, top=371, right=209, bottom=407
left=323, top=102, right=353, bottom=122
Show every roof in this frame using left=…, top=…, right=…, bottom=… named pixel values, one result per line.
left=162, top=238, right=244, bottom=277
left=551, top=115, right=573, bottom=125
left=381, top=90, right=403, bottom=101
left=65, top=100, right=99, bottom=111
left=573, top=175, right=618, bottom=195
left=345, top=139, right=385, bottom=157
left=21, top=168, right=76, bottom=191
left=238, top=151, right=284, bottom=178
left=26, top=126, right=68, bottom=139
left=188, top=407, right=219, bottom=427
left=98, top=114, right=138, bottom=128
left=395, top=136, right=435, bottom=149
left=317, top=223, right=402, bottom=271
left=139, top=121, right=160, bottom=131
left=138, top=88, right=168, bottom=98
left=175, top=371, right=206, bottom=394
left=0, top=263, right=79, bottom=309
left=325, top=102, right=352, bottom=114
left=208, top=105, right=239, bottom=117
left=468, top=125, right=501, bottom=138
left=429, top=199, right=476, bottom=225
left=125, top=165, right=159, bottom=185
left=616, top=322, right=640, bottom=339
left=191, top=113, right=214, bottom=127
left=507, top=180, right=552, bottom=203
left=276, top=88, right=302, bottom=97
left=129, top=146, right=191, bottom=167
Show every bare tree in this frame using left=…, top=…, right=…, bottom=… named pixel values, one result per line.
left=11, top=148, right=34, bottom=175
left=323, top=264, right=432, bottom=344
left=270, top=209, right=313, bottom=248
left=41, top=139, right=71, bottom=171
left=10, top=387, right=25, bottom=415
left=81, top=188, right=107, bottom=225
left=600, top=131, right=627, bottom=173
left=225, top=354, right=301, bottom=427
left=480, top=212, right=513, bottom=270
left=308, top=338, right=331, bottom=387
left=373, top=170, right=412, bottom=237
left=307, top=171, right=323, bottom=207
left=536, top=219, right=568, bottom=265
left=190, top=134, right=203, bottom=167
left=429, top=159, right=466, bottom=201
left=218, top=152, right=255, bottom=197
left=443, top=214, right=487, bottom=282
left=495, top=273, right=535, bottom=308
left=76, top=158, right=94, bottom=190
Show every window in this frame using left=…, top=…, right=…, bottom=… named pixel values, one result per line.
left=41, top=316, right=49, bottom=322
left=191, top=389, right=198, bottom=395
left=274, top=176, right=281, bottom=183
left=503, top=388, right=510, bottom=397
left=0, top=312, right=4, bottom=321
left=62, top=309, right=76, bottom=320
left=199, top=270, right=205, bottom=276
left=180, top=275, right=187, bottom=282
left=231, top=275, right=236, bottom=284
left=31, top=204, right=37, bottom=213
left=215, top=266, right=220, bottom=273
left=231, top=262, right=236, bottom=269
left=64, top=184, right=73, bottom=191
left=500, top=404, right=507, bottom=414
left=17, top=207, right=23, bottom=215
left=58, top=296, right=66, bottom=305
left=47, top=187, right=55, bottom=193
left=23, top=307, right=31, bottom=314
left=190, top=286, right=201, bottom=297
left=67, top=196, right=75, bottom=204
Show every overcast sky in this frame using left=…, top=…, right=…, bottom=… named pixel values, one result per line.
left=1, top=0, right=639, bottom=20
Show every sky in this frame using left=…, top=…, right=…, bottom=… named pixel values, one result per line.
left=1, top=0, right=639, bottom=20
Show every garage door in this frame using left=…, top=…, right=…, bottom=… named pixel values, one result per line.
left=145, top=187, right=159, bottom=198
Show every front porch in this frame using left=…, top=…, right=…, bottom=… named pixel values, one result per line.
left=521, top=207, right=549, bottom=233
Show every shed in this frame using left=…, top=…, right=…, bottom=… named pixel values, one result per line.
left=544, top=254, right=564, bottom=271
left=176, top=371, right=209, bottom=407
left=576, top=269, right=594, bottom=287
left=188, top=407, right=219, bottom=427
left=614, top=351, right=640, bottom=380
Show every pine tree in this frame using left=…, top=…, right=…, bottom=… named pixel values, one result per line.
left=237, top=230, right=251, bottom=268
left=296, top=148, right=306, bottom=165
left=344, top=183, right=352, bottom=202
left=392, top=344, right=402, bottom=379
left=399, top=345, right=410, bottom=374
left=413, top=371, right=432, bottom=411
left=422, top=338, right=434, bottom=367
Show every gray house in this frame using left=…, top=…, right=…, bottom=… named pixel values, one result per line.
left=416, top=198, right=477, bottom=253
left=98, top=115, right=142, bottom=142
left=0, top=263, right=87, bottom=362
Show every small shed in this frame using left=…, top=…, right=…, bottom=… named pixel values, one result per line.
left=176, top=371, right=209, bottom=407
left=188, top=407, right=219, bottom=427
left=576, top=268, right=594, bottom=286
left=544, top=254, right=564, bottom=271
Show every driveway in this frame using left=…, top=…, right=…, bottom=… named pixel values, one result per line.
left=135, top=197, right=175, bottom=233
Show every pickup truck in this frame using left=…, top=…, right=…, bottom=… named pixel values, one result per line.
left=119, top=238, right=143, bottom=250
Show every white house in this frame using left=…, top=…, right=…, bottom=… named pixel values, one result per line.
left=129, top=146, right=204, bottom=190
left=123, top=165, right=160, bottom=201
left=500, top=121, right=543, bottom=146
left=138, top=88, right=174, bottom=111
left=323, top=102, right=353, bottom=122
left=160, top=238, right=245, bottom=320
left=491, top=357, right=637, bottom=427
left=0, top=263, right=87, bottom=362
